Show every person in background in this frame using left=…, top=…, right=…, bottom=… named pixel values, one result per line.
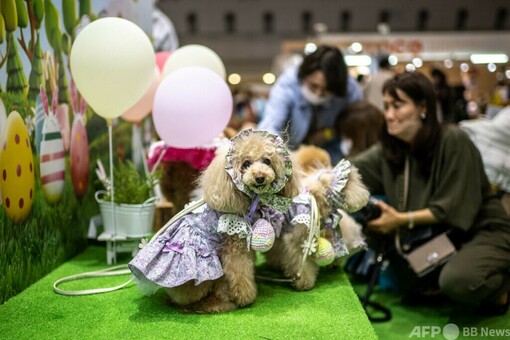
left=431, top=68, right=453, bottom=122
left=258, top=45, right=362, bottom=164
left=335, top=100, right=384, bottom=157
left=351, top=71, right=510, bottom=315
left=363, top=55, right=395, bottom=112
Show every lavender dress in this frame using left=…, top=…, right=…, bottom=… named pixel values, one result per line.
left=128, top=205, right=225, bottom=294
left=284, top=191, right=349, bottom=259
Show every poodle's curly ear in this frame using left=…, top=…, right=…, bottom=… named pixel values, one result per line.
left=198, top=145, right=248, bottom=213
left=342, top=166, right=370, bottom=212
left=279, top=154, right=303, bottom=199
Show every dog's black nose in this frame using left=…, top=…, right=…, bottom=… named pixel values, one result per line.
left=255, top=176, right=265, bottom=184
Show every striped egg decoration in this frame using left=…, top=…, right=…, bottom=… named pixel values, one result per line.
left=34, top=94, right=45, bottom=155
left=70, top=114, right=89, bottom=198
left=250, top=218, right=275, bottom=252
left=56, top=103, right=71, bottom=151
left=40, top=114, right=65, bottom=204
left=314, top=237, right=336, bottom=266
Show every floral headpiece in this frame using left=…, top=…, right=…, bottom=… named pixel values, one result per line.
left=326, top=159, right=352, bottom=210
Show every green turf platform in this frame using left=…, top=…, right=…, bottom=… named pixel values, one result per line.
left=0, top=246, right=376, bottom=340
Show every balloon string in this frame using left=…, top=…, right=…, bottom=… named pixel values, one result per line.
left=150, top=144, right=168, bottom=176
left=107, top=119, right=117, bottom=264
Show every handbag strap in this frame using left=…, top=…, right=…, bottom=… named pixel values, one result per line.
left=395, top=157, right=410, bottom=258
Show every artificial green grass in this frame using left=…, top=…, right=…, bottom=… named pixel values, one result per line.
left=0, top=246, right=377, bottom=340
left=351, top=281, right=510, bottom=339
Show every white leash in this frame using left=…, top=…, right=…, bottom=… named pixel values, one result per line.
left=53, top=197, right=320, bottom=294
left=53, top=199, right=206, bottom=296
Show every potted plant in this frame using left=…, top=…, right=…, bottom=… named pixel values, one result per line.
left=95, top=159, right=160, bottom=238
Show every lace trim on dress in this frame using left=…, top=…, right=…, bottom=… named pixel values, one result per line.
left=217, top=214, right=250, bottom=238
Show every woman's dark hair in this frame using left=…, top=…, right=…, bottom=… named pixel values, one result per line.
left=381, top=71, right=442, bottom=176
left=336, top=100, right=384, bottom=157
left=298, top=45, right=348, bottom=97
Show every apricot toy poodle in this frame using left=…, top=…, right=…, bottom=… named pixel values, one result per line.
left=129, top=129, right=300, bottom=313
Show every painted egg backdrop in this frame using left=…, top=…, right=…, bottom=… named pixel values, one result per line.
left=70, top=114, right=89, bottom=198
left=56, top=103, right=71, bottom=151
left=0, top=97, right=7, bottom=141
left=40, top=113, right=66, bottom=204
left=0, top=98, right=6, bottom=205
left=34, top=94, right=44, bottom=155
left=0, top=111, right=35, bottom=223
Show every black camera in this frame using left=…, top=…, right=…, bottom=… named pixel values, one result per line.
left=353, top=198, right=381, bottom=228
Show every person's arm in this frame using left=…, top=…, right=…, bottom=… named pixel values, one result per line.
left=346, top=74, right=363, bottom=104
left=258, top=69, right=296, bottom=134
left=368, top=200, right=438, bottom=234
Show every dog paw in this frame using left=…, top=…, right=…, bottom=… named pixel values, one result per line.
left=230, top=281, right=257, bottom=307
left=180, top=296, right=237, bottom=313
left=292, top=272, right=317, bottom=291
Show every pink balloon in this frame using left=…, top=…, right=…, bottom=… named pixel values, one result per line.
left=122, top=67, right=161, bottom=123
left=152, top=67, right=233, bottom=148
left=155, top=52, right=172, bottom=72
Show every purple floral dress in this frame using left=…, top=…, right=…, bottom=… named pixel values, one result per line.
left=284, top=191, right=349, bottom=259
left=129, top=202, right=287, bottom=295
left=128, top=205, right=225, bottom=293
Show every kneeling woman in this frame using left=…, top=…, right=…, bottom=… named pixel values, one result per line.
left=350, top=71, right=510, bottom=315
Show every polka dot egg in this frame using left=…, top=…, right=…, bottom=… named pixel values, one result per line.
left=250, top=218, right=275, bottom=252
left=0, top=111, right=35, bottom=223
left=314, top=237, right=335, bottom=266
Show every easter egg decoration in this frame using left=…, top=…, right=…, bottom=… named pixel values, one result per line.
left=34, top=93, right=44, bottom=155
left=55, top=103, right=70, bottom=151
left=69, top=81, right=89, bottom=198
left=250, top=218, right=275, bottom=252
left=0, top=111, right=35, bottom=222
left=314, top=237, right=335, bottom=266
left=0, top=97, right=6, bottom=205
left=39, top=87, right=66, bottom=204
left=0, top=97, right=7, bottom=141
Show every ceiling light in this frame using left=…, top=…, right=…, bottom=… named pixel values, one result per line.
left=344, top=55, right=371, bottom=66
left=228, top=73, right=241, bottom=85
left=304, top=43, right=317, bottom=55
left=262, top=73, right=276, bottom=85
left=350, top=42, right=363, bottom=53
left=405, top=64, right=416, bottom=72
left=470, top=54, right=508, bottom=64
left=444, top=59, right=453, bottom=69
left=412, top=58, right=423, bottom=68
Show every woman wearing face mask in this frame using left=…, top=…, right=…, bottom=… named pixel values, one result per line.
left=350, top=71, right=510, bottom=315
left=257, top=45, right=363, bottom=163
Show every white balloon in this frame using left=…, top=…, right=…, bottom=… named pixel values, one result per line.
left=162, top=44, right=226, bottom=80
left=70, top=17, right=155, bottom=120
